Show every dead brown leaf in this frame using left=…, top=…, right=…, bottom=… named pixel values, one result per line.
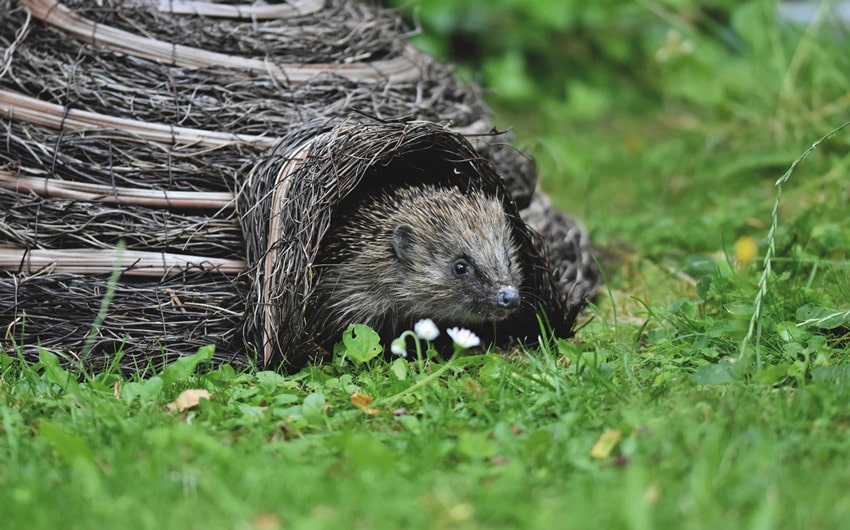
left=165, top=389, right=211, bottom=412
left=350, top=393, right=379, bottom=415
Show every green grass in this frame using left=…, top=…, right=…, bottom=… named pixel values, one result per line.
left=3, top=1, right=850, bottom=528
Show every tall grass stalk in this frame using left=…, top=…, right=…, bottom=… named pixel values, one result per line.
left=79, top=241, right=125, bottom=361
left=739, top=122, right=850, bottom=370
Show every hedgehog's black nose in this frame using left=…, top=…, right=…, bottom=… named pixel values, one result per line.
left=497, top=287, right=520, bottom=309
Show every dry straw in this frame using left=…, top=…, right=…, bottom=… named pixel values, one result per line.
left=0, top=0, right=599, bottom=371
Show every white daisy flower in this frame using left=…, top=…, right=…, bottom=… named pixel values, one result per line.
left=446, top=327, right=480, bottom=349
left=414, top=318, right=440, bottom=341
left=390, top=337, right=408, bottom=357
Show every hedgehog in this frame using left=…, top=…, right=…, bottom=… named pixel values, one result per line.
left=311, top=183, right=524, bottom=345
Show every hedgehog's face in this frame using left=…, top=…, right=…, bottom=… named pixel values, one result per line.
left=391, top=214, right=524, bottom=325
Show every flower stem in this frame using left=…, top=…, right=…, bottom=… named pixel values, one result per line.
left=378, top=351, right=460, bottom=405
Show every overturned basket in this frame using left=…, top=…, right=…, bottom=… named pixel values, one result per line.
left=0, top=0, right=600, bottom=371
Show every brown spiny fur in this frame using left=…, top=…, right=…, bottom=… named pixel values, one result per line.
left=312, top=184, right=523, bottom=343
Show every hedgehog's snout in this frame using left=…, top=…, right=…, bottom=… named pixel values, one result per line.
left=497, top=286, right=521, bottom=310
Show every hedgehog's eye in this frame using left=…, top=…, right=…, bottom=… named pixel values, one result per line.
left=453, top=258, right=471, bottom=276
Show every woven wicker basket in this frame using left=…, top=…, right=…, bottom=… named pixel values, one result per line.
left=0, top=0, right=599, bottom=371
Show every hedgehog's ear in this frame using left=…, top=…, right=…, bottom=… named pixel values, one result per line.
left=393, top=224, right=417, bottom=264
